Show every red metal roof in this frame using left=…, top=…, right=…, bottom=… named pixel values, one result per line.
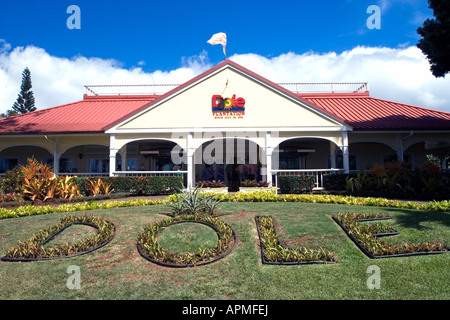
left=0, top=95, right=158, bottom=135
left=300, top=93, right=450, bottom=130
left=0, top=60, right=449, bottom=134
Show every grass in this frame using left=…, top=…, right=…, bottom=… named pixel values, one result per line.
left=157, top=222, right=219, bottom=253
left=0, top=201, right=448, bottom=300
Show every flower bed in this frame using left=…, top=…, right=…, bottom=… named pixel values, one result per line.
left=1, top=215, right=115, bottom=262
left=239, top=187, right=277, bottom=194
left=332, top=213, right=449, bottom=258
left=137, top=214, right=236, bottom=267
left=255, top=215, right=336, bottom=265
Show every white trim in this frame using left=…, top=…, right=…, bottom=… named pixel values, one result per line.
left=107, top=126, right=350, bottom=134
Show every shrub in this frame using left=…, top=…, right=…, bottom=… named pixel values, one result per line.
left=0, top=167, right=24, bottom=194
left=240, top=180, right=270, bottom=187
left=0, top=193, right=23, bottom=203
left=196, top=180, right=226, bottom=188
left=278, top=175, right=316, bottom=194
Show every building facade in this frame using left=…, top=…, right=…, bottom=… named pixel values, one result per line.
left=1, top=60, right=449, bottom=188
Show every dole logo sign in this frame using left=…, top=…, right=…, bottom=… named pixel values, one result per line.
left=212, top=94, right=245, bottom=119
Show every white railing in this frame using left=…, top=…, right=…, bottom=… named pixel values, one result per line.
left=84, top=82, right=368, bottom=96
left=84, top=84, right=180, bottom=96
left=58, top=172, right=110, bottom=177
left=272, top=169, right=344, bottom=188
left=278, top=82, right=369, bottom=93
left=113, top=171, right=188, bottom=177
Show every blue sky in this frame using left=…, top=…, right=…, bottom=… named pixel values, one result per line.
left=0, top=0, right=433, bottom=71
left=2, top=0, right=450, bottom=114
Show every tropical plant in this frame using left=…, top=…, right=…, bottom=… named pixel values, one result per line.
left=86, top=178, right=114, bottom=196
left=345, top=173, right=368, bottom=194
left=196, top=180, right=227, bottom=188
left=56, top=176, right=81, bottom=201
left=241, top=179, right=270, bottom=187
left=20, top=158, right=81, bottom=202
left=168, top=185, right=221, bottom=216
left=21, top=158, right=53, bottom=180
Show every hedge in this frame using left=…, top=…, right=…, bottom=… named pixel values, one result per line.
left=278, top=175, right=316, bottom=194
left=73, top=176, right=183, bottom=196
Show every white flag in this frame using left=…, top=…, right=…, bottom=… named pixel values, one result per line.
left=207, top=32, right=227, bottom=59
left=207, top=32, right=227, bottom=46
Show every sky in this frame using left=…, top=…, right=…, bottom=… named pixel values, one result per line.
left=1, top=0, right=449, bottom=114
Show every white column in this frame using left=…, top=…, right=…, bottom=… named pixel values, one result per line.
left=342, top=131, right=350, bottom=174
left=186, top=132, right=194, bottom=189
left=330, top=142, right=337, bottom=169
left=109, top=134, right=119, bottom=177
left=265, top=131, right=273, bottom=186
left=396, top=133, right=404, bottom=162
left=53, top=137, right=60, bottom=177
left=120, top=145, right=127, bottom=171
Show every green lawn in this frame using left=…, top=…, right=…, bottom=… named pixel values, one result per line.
left=0, top=201, right=448, bottom=300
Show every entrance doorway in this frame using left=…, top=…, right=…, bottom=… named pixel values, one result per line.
left=195, top=138, right=265, bottom=191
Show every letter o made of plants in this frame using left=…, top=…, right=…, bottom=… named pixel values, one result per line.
left=137, top=215, right=236, bottom=267
left=1, top=215, right=115, bottom=262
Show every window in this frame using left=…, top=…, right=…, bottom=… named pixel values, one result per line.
left=116, top=158, right=137, bottom=171
left=60, top=158, right=74, bottom=173
left=279, top=153, right=305, bottom=169
left=0, top=158, right=18, bottom=173
left=334, top=154, right=357, bottom=171
left=90, top=158, right=109, bottom=173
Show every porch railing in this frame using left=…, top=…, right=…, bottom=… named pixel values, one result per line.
left=113, top=171, right=188, bottom=177
left=272, top=169, right=344, bottom=189
left=58, top=172, right=109, bottom=177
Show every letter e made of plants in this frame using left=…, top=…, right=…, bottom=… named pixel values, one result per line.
left=366, top=5, right=381, bottom=30
left=67, top=5, right=81, bottom=30
left=366, top=265, right=381, bottom=290
left=66, top=265, right=81, bottom=290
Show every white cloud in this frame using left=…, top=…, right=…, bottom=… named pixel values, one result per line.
left=0, top=43, right=212, bottom=113
left=1, top=41, right=449, bottom=115
left=230, top=46, right=450, bottom=112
